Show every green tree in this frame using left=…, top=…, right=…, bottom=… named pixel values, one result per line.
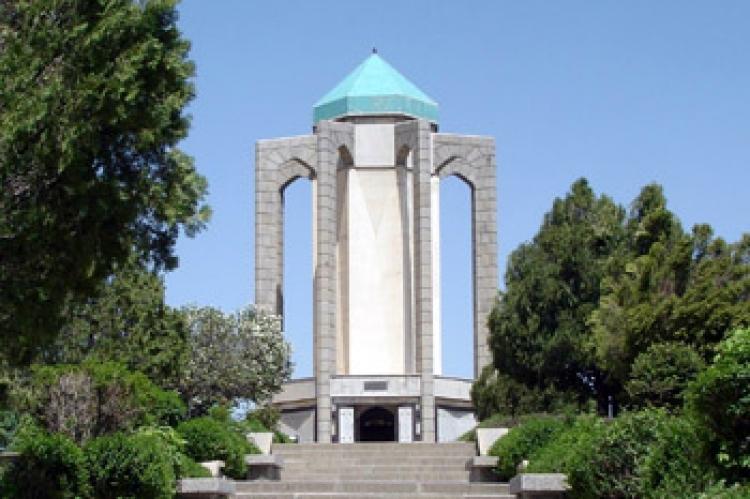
left=488, top=178, right=626, bottom=407
left=688, top=328, right=750, bottom=481
left=486, top=179, right=750, bottom=416
left=180, top=306, right=292, bottom=415
left=592, top=186, right=750, bottom=389
left=0, top=0, right=210, bottom=363
left=625, top=342, right=704, bottom=411
left=44, top=258, right=188, bottom=389
left=471, top=366, right=578, bottom=421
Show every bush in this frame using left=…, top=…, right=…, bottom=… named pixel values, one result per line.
left=641, top=415, right=715, bottom=497
left=1, top=425, right=90, bottom=499
left=527, top=415, right=605, bottom=498
left=23, top=362, right=185, bottom=443
left=177, top=417, right=257, bottom=479
left=626, top=342, right=704, bottom=411
left=489, top=415, right=570, bottom=480
left=700, top=482, right=750, bottom=499
left=528, top=410, right=707, bottom=499
left=459, top=412, right=564, bottom=442
left=177, top=454, right=212, bottom=478
left=688, top=328, right=750, bottom=481
left=85, top=432, right=175, bottom=499
left=138, top=386, right=186, bottom=428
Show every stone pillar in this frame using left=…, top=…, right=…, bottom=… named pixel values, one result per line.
left=413, top=120, right=436, bottom=442
left=314, top=121, right=353, bottom=443
left=255, top=144, right=283, bottom=314
left=398, top=406, right=414, bottom=442
left=472, top=139, right=497, bottom=377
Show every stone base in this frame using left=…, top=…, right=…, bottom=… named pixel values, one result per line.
left=509, top=473, right=568, bottom=498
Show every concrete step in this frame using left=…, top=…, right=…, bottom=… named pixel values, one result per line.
left=234, top=494, right=514, bottom=498
left=272, top=443, right=476, bottom=456
left=279, top=472, right=472, bottom=481
left=277, top=451, right=475, bottom=459
left=272, top=442, right=476, bottom=452
left=281, top=456, right=473, bottom=466
left=234, top=480, right=509, bottom=495
left=281, top=464, right=471, bottom=473
left=238, top=442, right=506, bottom=498
left=278, top=450, right=474, bottom=456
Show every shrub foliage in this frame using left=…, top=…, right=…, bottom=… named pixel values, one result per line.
left=688, top=328, right=750, bottom=480
left=85, top=432, right=175, bottom=499
left=489, top=415, right=570, bottom=480
left=177, top=416, right=258, bottom=479
left=1, top=425, right=90, bottom=499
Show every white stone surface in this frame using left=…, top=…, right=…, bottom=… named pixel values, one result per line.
left=477, top=427, right=509, bottom=456
left=434, top=376, right=473, bottom=401
left=472, top=455, right=499, bottom=467
left=437, top=407, right=477, bottom=442
left=398, top=406, right=414, bottom=442
left=177, top=477, right=234, bottom=495
left=339, top=407, right=354, bottom=443
left=198, top=460, right=224, bottom=477
left=509, top=473, right=569, bottom=494
left=354, top=124, right=395, bottom=166
left=247, top=432, right=273, bottom=455
left=330, top=375, right=420, bottom=397
left=344, top=167, right=407, bottom=374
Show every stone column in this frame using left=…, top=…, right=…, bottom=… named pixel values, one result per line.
left=398, top=405, right=415, bottom=442
left=413, top=120, right=436, bottom=442
left=472, top=139, right=497, bottom=377
left=255, top=144, right=283, bottom=314
left=314, top=121, right=353, bottom=443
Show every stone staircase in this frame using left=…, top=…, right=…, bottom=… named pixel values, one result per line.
left=233, top=442, right=511, bottom=498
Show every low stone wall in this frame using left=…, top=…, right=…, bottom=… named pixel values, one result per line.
left=509, top=473, right=568, bottom=498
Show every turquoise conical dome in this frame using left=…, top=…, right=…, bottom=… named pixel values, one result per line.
left=313, top=53, right=438, bottom=124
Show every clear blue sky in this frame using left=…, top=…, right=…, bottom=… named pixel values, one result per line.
left=166, top=1, right=750, bottom=379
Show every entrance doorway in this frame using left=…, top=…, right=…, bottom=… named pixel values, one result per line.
left=358, top=407, right=395, bottom=442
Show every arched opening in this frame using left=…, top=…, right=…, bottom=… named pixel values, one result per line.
left=358, top=406, right=395, bottom=442
left=439, top=175, right=474, bottom=378
left=282, top=178, right=313, bottom=378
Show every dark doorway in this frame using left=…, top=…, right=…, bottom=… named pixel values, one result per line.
left=358, top=407, right=395, bottom=442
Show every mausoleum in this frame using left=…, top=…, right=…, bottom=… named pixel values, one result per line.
left=255, top=52, right=497, bottom=443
